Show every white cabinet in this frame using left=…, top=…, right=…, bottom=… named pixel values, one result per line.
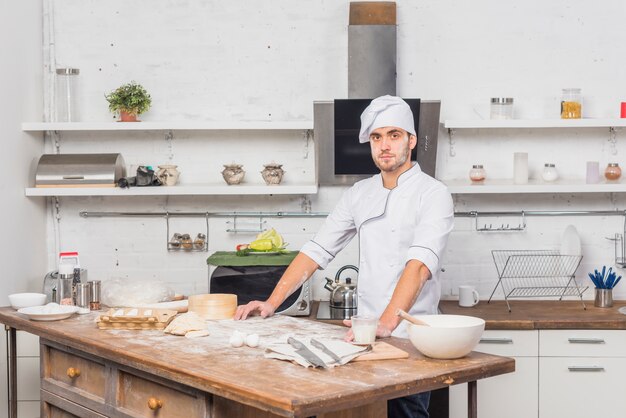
left=449, top=330, right=539, bottom=418
left=538, top=330, right=626, bottom=418
left=451, top=329, right=626, bottom=418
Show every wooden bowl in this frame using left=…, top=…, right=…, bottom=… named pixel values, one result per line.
left=188, top=293, right=237, bottom=319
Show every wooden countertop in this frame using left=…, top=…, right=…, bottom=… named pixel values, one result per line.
left=439, top=300, right=626, bottom=330
left=0, top=307, right=513, bottom=418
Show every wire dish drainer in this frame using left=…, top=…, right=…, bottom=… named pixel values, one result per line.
left=488, top=250, right=587, bottom=311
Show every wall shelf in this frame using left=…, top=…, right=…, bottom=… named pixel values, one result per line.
left=24, top=183, right=318, bottom=197
left=22, top=121, right=313, bottom=132
left=444, top=179, right=626, bottom=194
left=443, top=119, right=626, bottom=129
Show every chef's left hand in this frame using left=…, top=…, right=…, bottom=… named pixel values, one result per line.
left=341, top=319, right=394, bottom=342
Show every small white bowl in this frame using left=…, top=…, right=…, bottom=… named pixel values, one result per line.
left=8, top=293, right=47, bottom=310
left=407, top=314, right=485, bottom=359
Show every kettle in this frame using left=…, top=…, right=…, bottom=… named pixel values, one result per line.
left=324, top=265, right=358, bottom=319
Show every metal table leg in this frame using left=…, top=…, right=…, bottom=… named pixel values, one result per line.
left=5, top=325, right=17, bottom=418
left=467, top=380, right=477, bottom=418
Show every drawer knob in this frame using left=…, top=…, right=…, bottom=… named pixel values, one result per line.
left=66, top=367, right=81, bottom=378
left=148, top=397, right=163, bottom=410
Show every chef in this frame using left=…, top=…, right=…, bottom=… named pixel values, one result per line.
left=235, top=95, right=454, bottom=418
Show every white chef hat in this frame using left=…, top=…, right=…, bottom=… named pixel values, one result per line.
left=358, top=95, right=416, bottom=143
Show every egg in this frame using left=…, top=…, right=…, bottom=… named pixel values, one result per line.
left=245, top=333, right=260, bottom=348
left=229, top=332, right=245, bottom=348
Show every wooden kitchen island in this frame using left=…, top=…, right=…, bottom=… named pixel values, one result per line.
left=0, top=308, right=514, bottom=418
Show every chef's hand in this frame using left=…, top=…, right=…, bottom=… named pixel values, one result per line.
left=341, top=319, right=394, bottom=342
left=234, top=300, right=276, bottom=320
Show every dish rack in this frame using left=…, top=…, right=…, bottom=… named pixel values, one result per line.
left=488, top=250, right=587, bottom=311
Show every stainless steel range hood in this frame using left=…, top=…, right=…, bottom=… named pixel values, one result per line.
left=314, top=2, right=441, bottom=186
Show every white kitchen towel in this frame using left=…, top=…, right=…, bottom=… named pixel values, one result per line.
left=264, top=335, right=369, bottom=368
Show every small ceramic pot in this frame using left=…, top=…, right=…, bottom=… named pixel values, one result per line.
left=156, top=165, right=180, bottom=186
left=119, top=111, right=139, bottom=122
left=221, top=164, right=245, bottom=185
left=261, top=163, right=285, bottom=185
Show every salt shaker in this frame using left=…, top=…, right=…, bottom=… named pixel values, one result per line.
left=542, top=163, right=559, bottom=182
left=469, top=165, right=486, bottom=183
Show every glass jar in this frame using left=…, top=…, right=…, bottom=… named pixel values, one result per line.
left=469, top=165, right=486, bottom=183
left=194, top=233, right=206, bottom=250
left=605, top=163, right=622, bottom=181
left=55, top=68, right=80, bottom=122
left=490, top=98, right=514, bottom=120
left=542, top=163, right=559, bottom=182
left=181, top=234, right=193, bottom=250
left=57, top=275, right=74, bottom=305
left=561, top=88, right=582, bottom=119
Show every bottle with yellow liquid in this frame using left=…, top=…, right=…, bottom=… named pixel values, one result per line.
left=561, top=88, right=582, bottom=119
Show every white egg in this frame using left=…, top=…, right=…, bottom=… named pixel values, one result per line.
left=229, top=332, right=245, bottom=348
left=245, top=333, right=260, bottom=348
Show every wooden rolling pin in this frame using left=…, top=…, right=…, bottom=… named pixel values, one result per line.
left=396, top=309, right=430, bottom=327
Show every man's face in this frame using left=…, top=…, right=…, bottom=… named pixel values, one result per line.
left=369, top=127, right=417, bottom=173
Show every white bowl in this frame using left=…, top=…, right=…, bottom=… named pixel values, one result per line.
left=407, top=314, right=485, bottom=359
left=8, top=293, right=47, bottom=310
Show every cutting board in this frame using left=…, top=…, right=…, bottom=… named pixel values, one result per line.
left=96, top=308, right=177, bottom=330
left=352, top=342, right=409, bottom=361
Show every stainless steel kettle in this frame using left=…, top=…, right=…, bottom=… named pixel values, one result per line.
left=324, top=265, right=358, bottom=319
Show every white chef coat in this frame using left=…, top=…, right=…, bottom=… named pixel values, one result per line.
left=300, top=162, right=454, bottom=338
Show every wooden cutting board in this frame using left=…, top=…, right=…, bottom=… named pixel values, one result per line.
left=352, top=342, right=409, bottom=362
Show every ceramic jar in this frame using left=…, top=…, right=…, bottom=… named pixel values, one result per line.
left=605, top=163, right=622, bottom=181
left=156, top=165, right=180, bottom=186
left=221, top=164, right=245, bottom=185
left=261, top=163, right=285, bottom=185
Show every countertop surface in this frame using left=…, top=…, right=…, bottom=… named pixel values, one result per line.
left=0, top=307, right=513, bottom=418
left=439, top=300, right=626, bottom=330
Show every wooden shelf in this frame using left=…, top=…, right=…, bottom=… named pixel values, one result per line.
left=443, top=119, right=626, bottom=129
left=22, top=121, right=314, bottom=132
left=25, top=183, right=318, bottom=197
left=444, top=179, right=626, bottom=194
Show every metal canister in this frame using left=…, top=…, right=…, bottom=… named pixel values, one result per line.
left=88, top=280, right=101, bottom=310
left=76, top=283, right=91, bottom=309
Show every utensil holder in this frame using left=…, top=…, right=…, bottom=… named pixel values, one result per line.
left=594, top=288, right=613, bottom=308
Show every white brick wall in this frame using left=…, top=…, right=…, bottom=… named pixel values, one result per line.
left=40, top=0, right=626, bottom=305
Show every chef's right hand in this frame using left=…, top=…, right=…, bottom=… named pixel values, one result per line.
left=234, top=300, right=276, bottom=320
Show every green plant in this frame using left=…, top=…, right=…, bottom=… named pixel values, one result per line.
left=105, top=81, right=152, bottom=116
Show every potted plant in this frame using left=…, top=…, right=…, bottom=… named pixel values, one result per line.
left=105, top=81, right=152, bottom=122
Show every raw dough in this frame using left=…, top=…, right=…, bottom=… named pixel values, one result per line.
left=164, top=312, right=206, bottom=336
left=245, top=333, right=260, bottom=348
left=229, top=332, right=245, bottom=347
left=185, top=330, right=210, bottom=339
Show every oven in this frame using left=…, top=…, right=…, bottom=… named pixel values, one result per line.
left=208, top=265, right=310, bottom=316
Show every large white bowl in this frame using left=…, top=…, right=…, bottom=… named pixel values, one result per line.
left=8, top=293, right=47, bottom=310
left=407, top=314, right=485, bottom=359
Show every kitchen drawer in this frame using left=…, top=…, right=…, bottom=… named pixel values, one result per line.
left=43, top=345, right=107, bottom=402
left=475, top=330, right=538, bottom=357
left=115, top=370, right=207, bottom=418
left=539, top=330, right=626, bottom=357
left=41, top=389, right=107, bottom=418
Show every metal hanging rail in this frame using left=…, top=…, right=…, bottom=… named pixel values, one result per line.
left=80, top=211, right=330, bottom=218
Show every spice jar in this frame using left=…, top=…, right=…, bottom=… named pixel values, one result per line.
left=604, top=163, right=622, bottom=181
left=181, top=234, right=193, bottom=250
left=194, top=233, right=206, bottom=250
left=542, top=163, right=559, bottom=182
left=169, top=233, right=183, bottom=249
left=561, top=88, right=582, bottom=119
left=490, top=98, right=514, bottom=120
left=469, top=165, right=486, bottom=183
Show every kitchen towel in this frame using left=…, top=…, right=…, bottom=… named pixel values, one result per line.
left=265, top=335, right=369, bottom=368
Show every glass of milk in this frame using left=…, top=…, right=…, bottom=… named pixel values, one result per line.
left=351, top=315, right=378, bottom=344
